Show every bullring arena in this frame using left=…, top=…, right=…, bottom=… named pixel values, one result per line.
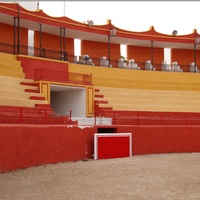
left=1, top=153, right=200, bottom=199
left=1, top=2, right=200, bottom=199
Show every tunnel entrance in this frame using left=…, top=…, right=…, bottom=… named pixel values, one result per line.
left=97, top=127, right=117, bottom=133
left=50, top=84, right=86, bottom=117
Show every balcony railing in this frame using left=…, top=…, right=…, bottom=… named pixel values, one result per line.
left=0, top=106, right=76, bottom=125
left=0, top=41, right=196, bottom=72
left=94, top=111, right=200, bottom=126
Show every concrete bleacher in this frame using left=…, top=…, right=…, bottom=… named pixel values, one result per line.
left=69, top=63, right=200, bottom=91
left=0, top=52, right=48, bottom=107
left=0, top=75, right=48, bottom=107
left=0, top=52, right=25, bottom=78
left=1, top=52, right=200, bottom=125
left=69, top=62, right=200, bottom=122
left=94, top=86, right=200, bottom=113
left=0, top=52, right=78, bottom=125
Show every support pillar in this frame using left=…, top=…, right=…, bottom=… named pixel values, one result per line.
left=151, top=41, right=154, bottom=70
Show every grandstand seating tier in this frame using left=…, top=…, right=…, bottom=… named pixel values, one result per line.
left=94, top=86, right=200, bottom=113
left=69, top=63, right=200, bottom=91
left=0, top=52, right=24, bottom=78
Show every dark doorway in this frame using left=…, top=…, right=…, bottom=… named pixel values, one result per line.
left=97, top=127, right=117, bottom=133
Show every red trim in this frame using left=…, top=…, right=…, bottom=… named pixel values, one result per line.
left=0, top=3, right=198, bottom=44
left=25, top=89, right=39, bottom=93
left=30, top=96, right=45, bottom=101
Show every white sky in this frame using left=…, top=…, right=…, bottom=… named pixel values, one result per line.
left=36, top=1, right=200, bottom=35
left=16, top=1, right=200, bottom=35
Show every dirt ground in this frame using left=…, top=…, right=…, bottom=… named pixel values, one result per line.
left=1, top=153, right=200, bottom=200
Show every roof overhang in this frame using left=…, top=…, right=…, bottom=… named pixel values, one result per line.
left=0, top=2, right=199, bottom=50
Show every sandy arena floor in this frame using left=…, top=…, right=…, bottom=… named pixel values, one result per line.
left=1, top=153, right=200, bottom=200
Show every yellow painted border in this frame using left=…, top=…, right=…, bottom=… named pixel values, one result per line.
left=35, top=81, right=94, bottom=116
left=86, top=86, right=94, bottom=117
left=36, top=81, right=50, bottom=103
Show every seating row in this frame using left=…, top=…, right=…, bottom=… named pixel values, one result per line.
left=94, top=86, right=200, bottom=113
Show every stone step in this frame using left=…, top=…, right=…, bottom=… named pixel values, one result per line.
left=0, top=97, right=48, bottom=107
left=0, top=64, right=23, bottom=72
left=0, top=52, right=17, bottom=60
left=35, top=104, right=51, bottom=108
left=25, top=88, right=39, bottom=93
left=0, top=89, right=43, bottom=99
left=20, top=82, right=38, bottom=87
left=0, top=75, right=34, bottom=83
left=30, top=96, right=46, bottom=101
left=0, top=82, right=38, bottom=91
left=0, top=58, right=21, bottom=66
left=0, top=69, right=25, bottom=78
left=71, top=117, right=112, bottom=125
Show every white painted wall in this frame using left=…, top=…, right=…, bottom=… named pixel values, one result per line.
left=51, top=88, right=86, bottom=117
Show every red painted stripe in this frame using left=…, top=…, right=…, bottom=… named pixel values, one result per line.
left=35, top=104, right=51, bottom=108
left=94, top=100, right=108, bottom=104
left=95, top=94, right=104, bottom=98
left=25, top=89, right=39, bottom=93
left=94, top=89, right=100, bottom=92
left=30, top=96, right=45, bottom=101
left=20, top=82, right=38, bottom=87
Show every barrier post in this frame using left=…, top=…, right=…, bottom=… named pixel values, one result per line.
left=94, top=111, right=96, bottom=125
left=44, top=109, right=47, bottom=124
left=70, top=110, right=72, bottom=124
left=136, top=114, right=139, bottom=125
left=20, top=107, right=22, bottom=124
left=113, top=112, right=116, bottom=125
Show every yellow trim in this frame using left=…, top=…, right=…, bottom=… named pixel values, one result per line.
left=118, top=30, right=194, bottom=41
left=17, top=54, right=69, bottom=64
left=36, top=80, right=90, bottom=89
left=36, top=80, right=93, bottom=117
left=86, top=86, right=94, bottom=117
left=36, top=81, right=50, bottom=103
left=50, top=81, right=91, bottom=88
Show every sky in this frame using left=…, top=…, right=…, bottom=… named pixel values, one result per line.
left=18, top=1, right=200, bottom=35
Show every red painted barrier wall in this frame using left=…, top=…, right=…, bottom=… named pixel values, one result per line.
left=17, top=55, right=68, bottom=79
left=1, top=124, right=200, bottom=172
left=117, top=125, right=200, bottom=155
left=0, top=125, right=95, bottom=172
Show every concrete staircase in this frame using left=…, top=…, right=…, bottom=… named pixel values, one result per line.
left=0, top=52, right=25, bottom=78
left=0, top=52, right=78, bottom=125
left=0, top=52, right=48, bottom=107
left=0, top=75, right=48, bottom=107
